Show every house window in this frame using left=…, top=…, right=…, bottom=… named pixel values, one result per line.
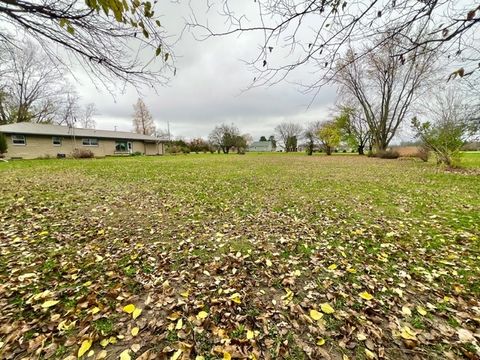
left=52, top=136, right=62, bottom=146
left=12, top=134, right=26, bottom=145
left=82, top=138, right=98, bottom=146
left=115, top=141, right=132, bottom=153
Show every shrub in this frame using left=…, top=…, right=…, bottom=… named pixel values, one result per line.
left=72, top=149, right=94, bottom=158
left=342, top=149, right=347, bottom=153
left=376, top=150, right=400, bottom=159
left=130, top=151, right=143, bottom=156
left=0, top=133, right=7, bottom=156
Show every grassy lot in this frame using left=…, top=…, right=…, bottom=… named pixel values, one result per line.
left=0, top=154, right=479, bottom=360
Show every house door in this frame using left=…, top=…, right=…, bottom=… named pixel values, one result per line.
left=127, top=142, right=133, bottom=154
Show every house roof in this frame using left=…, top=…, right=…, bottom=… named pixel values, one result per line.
left=0, top=123, right=165, bottom=142
left=249, top=141, right=271, bottom=147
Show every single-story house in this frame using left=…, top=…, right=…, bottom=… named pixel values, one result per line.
left=0, top=123, right=165, bottom=159
left=248, top=141, right=274, bottom=152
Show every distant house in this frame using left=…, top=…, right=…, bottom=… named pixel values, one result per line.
left=248, top=141, right=274, bottom=152
left=0, top=123, right=165, bottom=159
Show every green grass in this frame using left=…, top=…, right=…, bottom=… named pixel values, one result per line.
left=0, top=153, right=479, bottom=359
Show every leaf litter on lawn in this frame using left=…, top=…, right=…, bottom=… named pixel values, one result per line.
left=0, top=155, right=479, bottom=359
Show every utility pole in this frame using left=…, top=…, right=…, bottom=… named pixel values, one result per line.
left=167, top=120, right=171, bottom=141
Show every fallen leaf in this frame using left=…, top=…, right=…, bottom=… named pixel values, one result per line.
left=119, top=349, right=131, bottom=360
left=365, top=349, right=376, bottom=359
left=197, top=311, right=208, bottom=320
left=175, top=318, right=183, bottom=330
left=316, top=338, right=326, bottom=346
left=223, top=352, right=232, bottom=360
left=402, top=305, right=411, bottom=316
left=229, top=293, right=241, bottom=304
left=131, top=327, right=139, bottom=336
left=132, top=308, right=142, bottom=319
left=41, top=300, right=60, bottom=308
left=359, top=291, right=374, bottom=301
left=321, top=303, right=335, bottom=314
left=247, top=330, right=255, bottom=340
left=78, top=339, right=92, bottom=358
left=310, top=309, right=323, bottom=320
left=416, top=306, right=427, bottom=316
left=123, top=304, right=136, bottom=314
left=171, top=349, right=182, bottom=360
left=328, top=264, right=337, bottom=270
left=400, top=326, right=417, bottom=340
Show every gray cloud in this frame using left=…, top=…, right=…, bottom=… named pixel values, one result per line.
left=72, top=1, right=338, bottom=140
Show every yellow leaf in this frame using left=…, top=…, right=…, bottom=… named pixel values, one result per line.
left=100, top=339, right=109, bottom=347
left=90, top=307, right=100, bottom=315
left=132, top=308, right=142, bottom=319
left=77, top=339, right=92, bottom=358
left=265, top=259, right=272, bottom=267
left=328, top=264, right=337, bottom=270
left=195, top=357, right=205, bottom=360
left=293, top=270, right=301, bottom=276
left=347, top=267, right=357, bottom=274
left=402, top=306, right=411, bottom=316
left=309, top=309, right=323, bottom=321
left=223, top=352, right=231, bottom=360
left=167, top=311, right=181, bottom=320
left=123, top=304, right=136, bottom=314
left=131, top=327, right=139, bottom=336
left=359, top=291, right=374, bottom=301
left=170, top=349, right=182, bottom=360
left=180, top=290, right=189, bottom=298
left=316, top=338, right=325, bottom=346
left=321, top=303, right=335, bottom=314
left=229, top=293, right=241, bottom=304
left=416, top=306, right=427, bottom=316
left=42, top=300, right=60, bottom=308
left=119, top=350, right=131, bottom=360
left=400, top=326, right=417, bottom=340
left=97, top=350, right=107, bottom=359
left=247, top=330, right=255, bottom=340
left=175, top=318, right=183, bottom=330
left=365, top=349, right=376, bottom=359
left=196, top=311, right=208, bottom=320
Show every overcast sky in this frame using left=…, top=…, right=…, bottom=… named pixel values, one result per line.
left=71, top=1, right=339, bottom=141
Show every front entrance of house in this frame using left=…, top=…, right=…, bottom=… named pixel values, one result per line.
left=115, top=140, right=133, bottom=154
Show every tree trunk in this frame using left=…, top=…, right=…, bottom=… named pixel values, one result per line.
left=326, top=146, right=332, bottom=155
left=357, top=145, right=364, bottom=155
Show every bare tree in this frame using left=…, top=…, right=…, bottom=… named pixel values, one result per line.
left=335, top=32, right=437, bottom=151
left=275, top=122, right=303, bottom=152
left=189, top=1, right=479, bottom=90
left=208, top=123, right=240, bottom=154
left=132, top=98, right=156, bottom=135
left=0, top=0, right=176, bottom=87
left=79, top=103, right=97, bottom=129
left=0, top=41, right=66, bottom=124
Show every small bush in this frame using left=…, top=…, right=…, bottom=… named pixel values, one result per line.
left=72, top=149, right=94, bottom=158
left=376, top=150, right=400, bottom=159
left=367, top=150, right=374, bottom=157
left=342, top=149, right=347, bottom=153
left=416, top=147, right=429, bottom=162
left=130, top=151, right=143, bottom=156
